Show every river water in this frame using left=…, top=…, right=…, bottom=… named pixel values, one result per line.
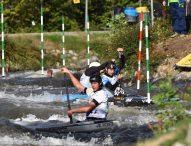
left=0, top=70, right=161, bottom=146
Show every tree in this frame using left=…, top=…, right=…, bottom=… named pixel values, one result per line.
left=2, top=0, right=143, bottom=33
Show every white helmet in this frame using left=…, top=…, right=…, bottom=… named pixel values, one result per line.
left=89, top=62, right=101, bottom=68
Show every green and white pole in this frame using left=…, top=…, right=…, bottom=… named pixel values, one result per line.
left=40, top=0, right=44, bottom=74
left=86, top=16, right=90, bottom=65
left=1, top=0, right=5, bottom=77
left=145, top=13, right=151, bottom=103
left=62, top=16, right=65, bottom=66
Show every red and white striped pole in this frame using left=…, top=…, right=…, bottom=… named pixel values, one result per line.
left=137, top=11, right=144, bottom=90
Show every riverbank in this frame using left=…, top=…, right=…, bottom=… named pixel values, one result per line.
left=152, top=33, right=191, bottom=80
left=135, top=34, right=191, bottom=146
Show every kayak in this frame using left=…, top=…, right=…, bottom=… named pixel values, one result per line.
left=125, top=94, right=148, bottom=103
left=51, top=93, right=150, bottom=106
left=111, top=94, right=150, bottom=106
left=35, top=120, right=120, bottom=133
left=9, top=118, right=120, bottom=134
left=175, top=53, right=191, bottom=71
left=50, top=93, right=88, bottom=102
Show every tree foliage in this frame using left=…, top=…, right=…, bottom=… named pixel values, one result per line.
left=107, top=13, right=140, bottom=71
left=1, top=0, right=107, bottom=32
left=1, top=0, right=149, bottom=33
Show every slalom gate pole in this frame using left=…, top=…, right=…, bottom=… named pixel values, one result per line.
left=144, top=13, right=151, bottom=103
left=151, top=0, right=154, bottom=26
left=86, top=16, right=90, bottom=66
left=137, top=11, right=143, bottom=90
left=40, top=0, right=44, bottom=74
left=1, top=0, right=5, bottom=77
left=64, top=73, right=73, bottom=124
left=62, top=16, right=65, bottom=66
left=85, top=0, right=88, bottom=31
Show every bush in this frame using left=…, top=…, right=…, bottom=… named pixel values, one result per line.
left=106, top=13, right=173, bottom=78
left=150, top=18, right=171, bottom=42
left=152, top=78, right=187, bottom=131
left=107, top=13, right=140, bottom=70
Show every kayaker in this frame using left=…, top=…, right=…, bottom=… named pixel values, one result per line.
left=101, top=47, right=125, bottom=97
left=80, top=48, right=125, bottom=96
left=47, top=69, right=53, bottom=78
left=80, top=61, right=104, bottom=88
left=61, top=67, right=108, bottom=121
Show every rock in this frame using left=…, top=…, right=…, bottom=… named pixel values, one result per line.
left=76, top=55, right=100, bottom=69
left=90, top=56, right=99, bottom=62
left=172, top=142, right=185, bottom=146
left=56, top=62, right=60, bottom=68
left=68, top=50, right=77, bottom=56
left=77, top=59, right=88, bottom=69
left=72, top=56, right=78, bottom=60
left=174, top=72, right=191, bottom=81
left=186, top=123, right=191, bottom=145
left=155, top=57, right=179, bottom=78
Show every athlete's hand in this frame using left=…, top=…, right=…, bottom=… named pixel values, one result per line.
left=117, top=74, right=123, bottom=80
left=67, top=110, right=73, bottom=117
left=111, top=58, right=115, bottom=63
left=117, top=47, right=124, bottom=52
left=162, top=0, right=166, bottom=6
left=60, top=67, right=70, bottom=74
left=86, top=88, right=94, bottom=96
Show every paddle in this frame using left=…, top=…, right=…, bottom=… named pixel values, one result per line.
left=64, top=73, right=73, bottom=124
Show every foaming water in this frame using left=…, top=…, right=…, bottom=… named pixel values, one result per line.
left=108, top=105, right=156, bottom=126
left=0, top=134, right=114, bottom=146
left=0, top=91, right=154, bottom=145
left=0, top=73, right=155, bottom=145
left=0, top=114, right=115, bottom=145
